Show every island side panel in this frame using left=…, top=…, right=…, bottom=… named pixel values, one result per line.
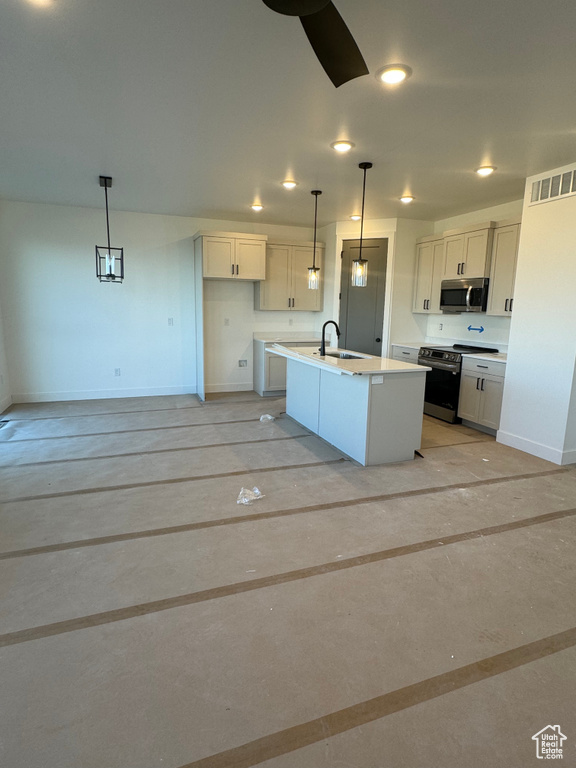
left=318, top=371, right=370, bottom=464
left=366, top=371, right=426, bottom=464
left=285, top=358, right=321, bottom=433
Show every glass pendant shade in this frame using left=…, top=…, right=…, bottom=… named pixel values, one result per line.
left=308, top=266, right=320, bottom=290
left=96, top=246, right=124, bottom=282
left=307, top=189, right=322, bottom=290
left=352, top=162, right=373, bottom=288
left=351, top=258, right=368, bottom=287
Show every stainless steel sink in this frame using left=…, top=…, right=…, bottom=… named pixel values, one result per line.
left=325, top=352, right=363, bottom=359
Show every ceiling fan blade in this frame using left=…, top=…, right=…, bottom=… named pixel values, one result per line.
left=262, top=0, right=330, bottom=16
left=299, top=2, right=369, bottom=87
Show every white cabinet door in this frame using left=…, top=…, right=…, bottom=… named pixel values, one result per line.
left=414, top=240, right=443, bottom=313
left=265, top=352, right=287, bottom=390
left=236, top=239, right=266, bottom=280
left=458, top=372, right=481, bottom=422
left=462, top=228, right=493, bottom=277
left=477, top=374, right=504, bottom=429
left=413, top=242, right=435, bottom=312
left=487, top=224, right=520, bottom=316
left=203, top=237, right=235, bottom=278
left=258, top=245, right=291, bottom=309
left=443, top=235, right=464, bottom=278
left=292, top=246, right=323, bottom=311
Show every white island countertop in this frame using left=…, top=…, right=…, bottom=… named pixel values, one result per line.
left=271, top=344, right=431, bottom=376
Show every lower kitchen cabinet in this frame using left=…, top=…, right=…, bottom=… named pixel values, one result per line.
left=458, top=358, right=506, bottom=430
left=390, top=344, right=420, bottom=363
left=253, top=338, right=320, bottom=396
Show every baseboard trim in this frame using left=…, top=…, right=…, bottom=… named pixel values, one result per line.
left=496, top=430, right=575, bottom=465
left=205, top=383, right=253, bottom=393
left=11, top=385, right=197, bottom=403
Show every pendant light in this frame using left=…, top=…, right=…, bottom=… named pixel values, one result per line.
left=95, top=176, right=124, bottom=283
left=308, top=189, right=322, bottom=290
left=352, top=162, right=372, bottom=287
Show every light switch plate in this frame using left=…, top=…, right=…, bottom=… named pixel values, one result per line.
left=372, top=375, right=384, bottom=385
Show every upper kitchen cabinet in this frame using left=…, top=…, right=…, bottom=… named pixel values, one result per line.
left=413, top=235, right=444, bottom=313
left=442, top=223, right=495, bottom=279
left=194, top=231, right=267, bottom=280
left=487, top=221, right=521, bottom=316
left=255, top=240, right=324, bottom=311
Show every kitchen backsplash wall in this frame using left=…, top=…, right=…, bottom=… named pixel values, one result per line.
left=425, top=313, right=510, bottom=350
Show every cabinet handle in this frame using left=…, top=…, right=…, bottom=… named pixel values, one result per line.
left=236, top=264, right=239, bottom=275
left=402, top=351, right=410, bottom=355
left=481, top=378, right=485, bottom=391
left=423, top=299, right=426, bottom=310
left=288, top=298, right=291, bottom=308
left=231, top=264, right=234, bottom=275
left=509, top=298, right=513, bottom=312
left=504, top=299, right=509, bottom=312
left=456, top=263, right=461, bottom=275
left=476, top=377, right=480, bottom=390
left=461, top=262, right=465, bottom=275
left=292, top=298, right=295, bottom=308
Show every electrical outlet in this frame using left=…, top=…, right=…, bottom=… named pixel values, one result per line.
left=238, top=359, right=248, bottom=368
left=438, top=323, right=443, bottom=330
left=168, top=317, right=174, bottom=326
left=288, top=318, right=293, bottom=326
left=224, top=318, right=230, bottom=326
left=114, top=368, right=121, bottom=377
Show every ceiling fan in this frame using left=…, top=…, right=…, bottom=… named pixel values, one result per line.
left=262, top=0, right=369, bottom=88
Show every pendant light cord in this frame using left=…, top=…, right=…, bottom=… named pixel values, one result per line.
left=359, top=167, right=367, bottom=261
left=311, top=190, right=322, bottom=269
left=104, top=183, right=111, bottom=253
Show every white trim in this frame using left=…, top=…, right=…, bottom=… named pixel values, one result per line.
left=0, top=394, right=12, bottom=415
left=11, top=385, right=196, bottom=403
left=496, top=429, right=576, bottom=465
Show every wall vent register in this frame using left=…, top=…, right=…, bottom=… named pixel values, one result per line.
left=530, top=167, right=576, bottom=205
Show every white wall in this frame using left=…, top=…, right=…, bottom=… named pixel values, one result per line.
left=0, top=200, right=314, bottom=401
left=433, top=200, right=523, bottom=234
left=498, top=165, right=576, bottom=464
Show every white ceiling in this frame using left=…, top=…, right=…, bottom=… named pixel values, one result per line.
left=2, top=0, right=576, bottom=227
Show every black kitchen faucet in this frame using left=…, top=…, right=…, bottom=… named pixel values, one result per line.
left=320, top=321, right=340, bottom=356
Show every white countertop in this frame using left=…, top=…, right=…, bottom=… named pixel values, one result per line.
left=271, top=344, right=431, bottom=376
left=253, top=332, right=321, bottom=343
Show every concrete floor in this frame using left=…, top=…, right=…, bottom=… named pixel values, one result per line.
left=0, top=393, right=575, bottom=768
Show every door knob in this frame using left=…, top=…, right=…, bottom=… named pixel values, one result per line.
left=375, top=338, right=381, bottom=343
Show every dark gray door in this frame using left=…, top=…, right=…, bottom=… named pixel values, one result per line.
left=339, top=238, right=388, bottom=356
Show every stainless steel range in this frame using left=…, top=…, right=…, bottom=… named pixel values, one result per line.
left=418, top=344, right=499, bottom=423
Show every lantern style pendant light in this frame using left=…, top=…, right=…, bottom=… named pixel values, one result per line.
left=96, top=176, right=124, bottom=283
left=352, top=161, right=373, bottom=287
left=308, top=190, right=322, bottom=290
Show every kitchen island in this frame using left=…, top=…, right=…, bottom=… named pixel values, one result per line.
left=270, top=344, right=430, bottom=466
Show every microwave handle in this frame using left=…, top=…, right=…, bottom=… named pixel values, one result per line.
left=465, top=285, right=472, bottom=310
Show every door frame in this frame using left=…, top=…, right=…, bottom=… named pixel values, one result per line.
left=331, top=226, right=396, bottom=355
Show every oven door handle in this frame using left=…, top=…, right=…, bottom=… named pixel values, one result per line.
left=418, top=358, right=460, bottom=373
left=465, top=285, right=472, bottom=311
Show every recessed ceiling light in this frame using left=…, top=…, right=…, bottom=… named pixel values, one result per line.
left=27, top=0, right=53, bottom=6
left=475, top=166, right=496, bottom=176
left=350, top=214, right=361, bottom=221
left=331, top=140, right=355, bottom=153
left=282, top=180, right=298, bottom=189
left=251, top=204, right=263, bottom=211
left=376, top=64, right=412, bottom=85
left=399, top=195, right=415, bottom=203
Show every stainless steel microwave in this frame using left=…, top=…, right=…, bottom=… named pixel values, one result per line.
left=440, top=277, right=489, bottom=313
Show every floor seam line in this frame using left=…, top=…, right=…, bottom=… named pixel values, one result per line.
left=0, top=467, right=569, bottom=559
left=1, top=503, right=574, bottom=646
